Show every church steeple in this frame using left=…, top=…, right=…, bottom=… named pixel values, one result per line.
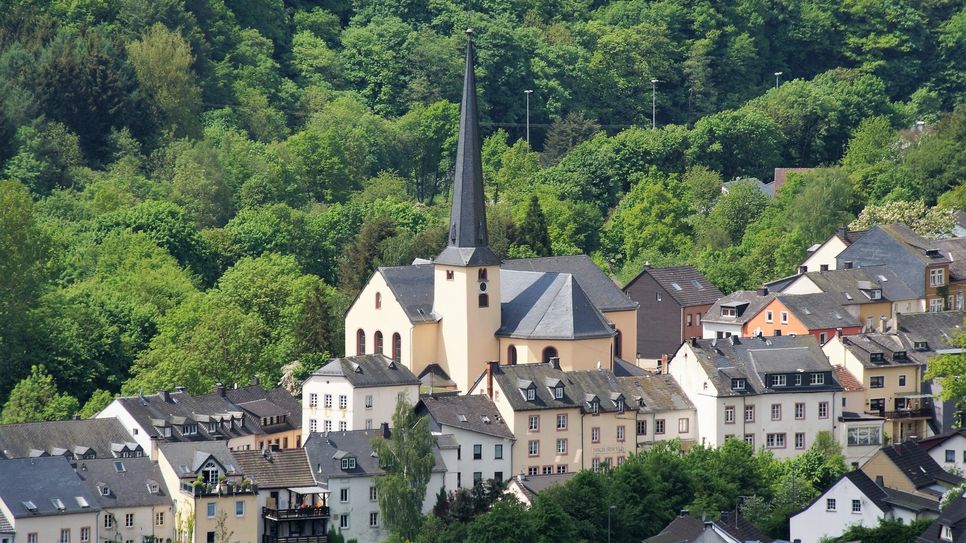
left=436, top=28, right=500, bottom=267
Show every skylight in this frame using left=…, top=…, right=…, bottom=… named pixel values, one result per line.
left=51, top=498, right=65, bottom=511
left=692, top=280, right=704, bottom=290
left=22, top=500, right=37, bottom=512
left=457, top=414, right=468, bottom=422
left=179, top=464, right=190, bottom=474
left=76, top=496, right=90, bottom=508
left=114, top=461, right=126, bottom=472
left=670, top=282, right=683, bottom=291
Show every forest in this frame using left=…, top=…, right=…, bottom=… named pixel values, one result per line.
left=0, top=0, right=964, bottom=419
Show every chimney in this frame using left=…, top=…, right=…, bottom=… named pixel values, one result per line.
left=798, top=265, right=807, bottom=274
left=838, top=226, right=847, bottom=240
left=757, top=287, right=768, bottom=296
left=879, top=315, right=886, bottom=333
left=486, top=361, right=499, bottom=400
left=660, top=354, right=669, bottom=374
left=380, top=422, right=391, bottom=440
left=72, top=414, right=81, bottom=421
left=644, top=261, right=651, bottom=270
left=215, top=383, right=225, bottom=397
left=251, top=375, right=260, bottom=387
left=689, top=337, right=698, bottom=347
left=159, top=390, right=171, bottom=403
left=844, top=261, right=853, bottom=269
left=548, top=356, right=561, bottom=370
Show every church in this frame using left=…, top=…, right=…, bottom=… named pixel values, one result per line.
left=343, top=30, right=639, bottom=393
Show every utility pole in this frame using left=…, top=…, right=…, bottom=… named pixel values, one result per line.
left=524, top=89, right=533, bottom=147
left=650, top=79, right=659, bottom=129
left=774, top=71, right=783, bottom=89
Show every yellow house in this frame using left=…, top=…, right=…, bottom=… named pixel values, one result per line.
left=343, top=32, right=636, bottom=393
left=470, top=360, right=635, bottom=475
left=823, top=334, right=928, bottom=442
left=158, top=442, right=258, bottom=543
left=860, top=441, right=962, bottom=500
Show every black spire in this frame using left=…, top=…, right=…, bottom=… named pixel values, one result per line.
left=436, top=29, right=500, bottom=267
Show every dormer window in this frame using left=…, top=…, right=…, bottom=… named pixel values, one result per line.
left=156, top=426, right=172, bottom=438
left=870, top=353, right=884, bottom=362
left=341, top=457, right=357, bottom=470
left=941, top=525, right=952, bottom=542
left=590, top=400, right=600, bottom=415
left=721, top=307, right=736, bottom=317
left=914, top=341, right=929, bottom=351
left=810, top=373, right=825, bottom=385
left=182, top=424, right=197, bottom=435
left=870, top=289, right=881, bottom=300
left=208, top=422, right=217, bottom=433
left=554, top=385, right=564, bottom=399
left=771, top=375, right=786, bottom=387
left=616, top=398, right=625, bottom=413
left=100, top=486, right=110, bottom=496
left=51, top=498, right=65, bottom=511
left=146, top=482, right=160, bottom=494
left=731, top=378, right=746, bottom=390
left=526, top=388, right=535, bottom=401
left=893, top=351, right=907, bottom=360
left=114, top=461, right=126, bottom=473
left=930, top=268, right=945, bottom=287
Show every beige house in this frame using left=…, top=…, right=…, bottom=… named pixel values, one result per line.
left=824, top=334, right=929, bottom=442
left=342, top=31, right=637, bottom=393
left=471, top=360, right=636, bottom=475
left=860, top=441, right=962, bottom=501
left=0, top=457, right=101, bottom=543
left=157, top=442, right=258, bottom=543
left=76, top=457, right=175, bottom=543
left=617, top=373, right=697, bottom=449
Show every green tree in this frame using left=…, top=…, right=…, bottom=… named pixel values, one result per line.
left=465, top=498, right=535, bottom=543
left=924, top=322, right=966, bottom=414
left=78, top=389, right=114, bottom=419
left=515, top=195, right=552, bottom=257
left=542, top=112, right=600, bottom=166
left=697, top=181, right=769, bottom=249
left=1, top=365, right=79, bottom=423
left=372, top=395, right=436, bottom=541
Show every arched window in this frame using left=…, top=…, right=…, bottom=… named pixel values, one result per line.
left=507, top=345, right=518, bottom=365
left=392, top=333, right=402, bottom=362
left=356, top=329, right=366, bottom=355
left=374, top=331, right=384, bottom=354
left=542, top=346, right=558, bottom=364
left=615, top=329, right=623, bottom=358
left=479, top=293, right=489, bottom=308
left=375, top=292, right=382, bottom=309
left=478, top=268, right=488, bottom=281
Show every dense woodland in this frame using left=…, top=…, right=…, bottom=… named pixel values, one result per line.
left=0, top=0, right=965, bottom=420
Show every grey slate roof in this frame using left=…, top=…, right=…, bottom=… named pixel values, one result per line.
left=490, top=364, right=626, bottom=412
left=158, top=441, right=243, bottom=480
left=76, top=457, right=171, bottom=508
left=935, top=238, right=966, bottom=282
left=303, top=429, right=447, bottom=483
left=897, top=311, right=965, bottom=363
left=0, top=456, right=101, bottom=518
left=618, top=374, right=695, bottom=413
left=860, top=265, right=920, bottom=301
left=626, top=265, right=723, bottom=308
left=874, top=440, right=963, bottom=489
left=509, top=472, right=575, bottom=503
left=0, top=418, right=138, bottom=460
left=917, top=429, right=966, bottom=452
left=797, top=269, right=892, bottom=304
left=498, top=270, right=615, bottom=340
left=231, top=449, right=316, bottom=489
left=841, top=334, right=921, bottom=368
left=837, top=224, right=949, bottom=298
left=226, top=385, right=303, bottom=428
left=645, top=511, right=773, bottom=543
left=703, top=290, right=775, bottom=325
left=436, top=31, right=500, bottom=267
left=917, top=497, right=966, bottom=543
left=776, top=292, right=860, bottom=330
left=313, top=354, right=421, bottom=388
left=682, top=335, right=842, bottom=397
left=379, top=264, right=439, bottom=323
left=417, top=394, right=515, bottom=440
left=503, top=255, right=638, bottom=312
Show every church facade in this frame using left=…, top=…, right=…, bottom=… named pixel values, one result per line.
left=343, top=30, right=638, bottom=393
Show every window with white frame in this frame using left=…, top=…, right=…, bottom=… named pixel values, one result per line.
left=725, top=405, right=735, bottom=423
left=495, top=444, right=503, bottom=459
left=637, top=420, right=647, bottom=435
left=324, top=394, right=332, bottom=408
left=28, top=534, right=38, bottom=543
left=556, top=439, right=567, bottom=454
left=591, top=458, right=601, bottom=471
left=125, top=513, right=134, bottom=527
left=772, top=375, right=786, bottom=387
left=591, top=427, right=600, bottom=443
left=340, top=514, right=349, bottom=529
left=744, top=434, right=754, bottom=446
left=556, top=414, right=567, bottom=430
left=155, top=512, right=164, bottom=526
left=617, top=426, right=625, bottom=441
left=528, top=440, right=539, bottom=456
left=339, top=395, right=347, bottom=409
left=898, top=375, right=907, bottom=387
left=771, top=404, right=782, bottom=421
left=766, top=433, right=785, bottom=448
left=323, top=420, right=332, bottom=432
left=818, top=401, right=829, bottom=418
left=795, top=402, right=805, bottom=419
left=810, top=373, right=825, bottom=385
left=473, top=444, right=482, bottom=460
left=930, top=298, right=945, bottom=312
left=370, top=512, right=379, bottom=527
left=930, top=268, right=945, bottom=287
left=80, top=528, right=89, bottom=543
left=765, top=310, right=774, bottom=323
left=235, top=501, right=245, bottom=517
left=309, top=419, right=317, bottom=433
left=678, top=418, right=689, bottom=433
left=528, top=415, right=539, bottom=431
left=340, top=488, right=349, bottom=502
left=365, top=395, right=373, bottom=408
left=870, top=376, right=884, bottom=388
left=655, top=419, right=665, bottom=434
left=309, top=393, right=318, bottom=408
left=526, top=389, right=536, bottom=401
left=370, top=486, right=377, bottom=501
left=780, top=311, right=788, bottom=324
left=60, top=529, right=70, bottom=543
left=745, top=405, right=755, bottom=422
left=207, top=503, right=216, bottom=518
left=339, top=421, right=347, bottom=432
left=941, top=525, right=953, bottom=541
left=795, top=433, right=805, bottom=449
left=105, top=514, right=114, bottom=528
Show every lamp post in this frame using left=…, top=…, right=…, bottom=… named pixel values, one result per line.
left=608, top=504, right=617, bottom=543
left=774, top=71, right=783, bottom=89
left=650, top=79, right=659, bottom=129
left=524, top=89, right=533, bottom=147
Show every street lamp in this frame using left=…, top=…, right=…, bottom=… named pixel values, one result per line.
left=650, top=79, right=659, bottom=129
left=524, top=89, right=533, bottom=147
left=774, top=71, right=783, bottom=89
left=608, top=504, right=617, bottom=543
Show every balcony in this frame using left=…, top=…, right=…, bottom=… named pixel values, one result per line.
left=263, top=536, right=328, bottom=543
left=181, top=481, right=258, bottom=497
left=264, top=507, right=330, bottom=521
left=864, top=408, right=932, bottom=420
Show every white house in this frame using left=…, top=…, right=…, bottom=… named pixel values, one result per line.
left=791, top=470, right=940, bottom=543
left=668, top=335, right=843, bottom=459
left=301, top=354, right=421, bottom=444
left=416, top=394, right=515, bottom=488
left=799, top=228, right=866, bottom=273
left=918, top=430, right=966, bottom=477
left=617, top=374, right=697, bottom=449
left=701, top=290, right=775, bottom=339
left=303, top=427, right=447, bottom=543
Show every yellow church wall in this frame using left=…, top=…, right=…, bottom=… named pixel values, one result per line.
left=606, top=309, right=638, bottom=360
left=500, top=336, right=613, bottom=372
left=343, top=271, right=415, bottom=364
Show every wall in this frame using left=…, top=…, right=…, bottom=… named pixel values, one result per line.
left=634, top=408, right=697, bottom=448
left=742, top=298, right=810, bottom=338
left=328, top=471, right=444, bottom=543
left=623, top=273, right=680, bottom=359
left=701, top=321, right=743, bottom=340
left=6, top=513, right=99, bottom=543
left=579, top=410, right=635, bottom=471
left=606, top=309, right=638, bottom=361
left=437, top=424, right=514, bottom=488
left=343, top=272, right=416, bottom=368
left=801, top=236, right=849, bottom=272
left=928, top=434, right=966, bottom=476
left=302, top=375, right=418, bottom=444
left=861, top=450, right=932, bottom=498
left=500, top=337, right=613, bottom=373
left=100, top=505, right=176, bottom=543
left=789, top=476, right=887, bottom=543
left=97, top=400, right=152, bottom=452
left=667, top=344, right=722, bottom=448
left=683, top=304, right=713, bottom=344
left=190, top=494, right=258, bottom=543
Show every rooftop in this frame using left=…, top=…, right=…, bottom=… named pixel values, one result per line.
left=776, top=292, right=861, bottom=330
left=0, top=418, right=138, bottom=460
left=231, top=448, right=316, bottom=489
left=76, top=457, right=171, bottom=509
left=626, top=265, right=723, bottom=308
left=502, top=255, right=638, bottom=312
left=0, top=457, right=102, bottom=518
left=498, top=270, right=615, bottom=340
left=703, top=290, right=775, bottom=325
left=488, top=364, right=628, bottom=413
left=303, top=429, right=447, bottom=482
left=158, top=441, right=244, bottom=480
left=313, top=354, right=421, bottom=388
left=841, top=334, right=921, bottom=368
left=618, top=374, right=695, bottom=413
left=417, top=394, right=514, bottom=440
left=832, top=365, right=864, bottom=392
left=873, top=440, right=963, bottom=490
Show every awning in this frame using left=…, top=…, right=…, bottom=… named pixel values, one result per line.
left=895, top=392, right=933, bottom=398
left=288, top=486, right=329, bottom=495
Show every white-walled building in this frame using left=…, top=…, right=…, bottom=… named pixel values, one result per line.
left=617, top=374, right=697, bottom=449
left=301, top=354, right=421, bottom=444
left=799, top=228, right=866, bottom=273
left=303, top=428, right=447, bottom=542
left=416, top=394, right=515, bottom=488
left=701, top=290, right=775, bottom=339
left=668, top=335, right=843, bottom=459
left=790, top=470, right=939, bottom=543
left=919, top=430, right=966, bottom=476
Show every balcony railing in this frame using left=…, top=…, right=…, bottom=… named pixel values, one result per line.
left=181, top=482, right=258, bottom=497
left=263, top=507, right=330, bottom=520
left=263, top=536, right=328, bottom=543
left=865, top=408, right=932, bottom=420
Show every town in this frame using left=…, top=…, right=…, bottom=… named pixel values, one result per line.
left=0, top=1, right=965, bottom=543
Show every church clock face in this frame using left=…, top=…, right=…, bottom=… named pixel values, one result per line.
left=479, top=281, right=488, bottom=293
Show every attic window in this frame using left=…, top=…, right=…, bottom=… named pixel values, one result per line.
left=146, top=482, right=160, bottom=494
left=893, top=351, right=907, bottom=360
left=179, top=464, right=190, bottom=475
left=51, top=498, right=66, bottom=511
left=526, top=389, right=535, bottom=401
left=553, top=385, right=564, bottom=400
left=458, top=414, right=468, bottom=423
left=870, top=353, right=884, bottom=363
left=843, top=292, right=853, bottom=300
left=76, top=496, right=90, bottom=508
left=870, top=289, right=881, bottom=300
left=22, top=501, right=37, bottom=512
left=615, top=398, right=625, bottom=413
left=914, top=341, right=929, bottom=351
left=589, top=400, right=600, bottom=415
left=670, top=282, right=683, bottom=291
left=114, top=461, right=126, bottom=473
left=100, top=486, right=110, bottom=496
left=721, top=307, right=736, bottom=317
left=341, top=457, right=357, bottom=470
left=941, top=525, right=952, bottom=542
left=731, top=378, right=746, bottom=390
left=771, top=375, right=786, bottom=387
left=692, top=280, right=704, bottom=290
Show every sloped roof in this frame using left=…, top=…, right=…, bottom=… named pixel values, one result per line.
left=491, top=364, right=626, bottom=412
left=302, top=429, right=447, bottom=483
left=897, top=312, right=965, bottom=359
left=645, top=511, right=773, bottom=543
left=76, top=457, right=171, bottom=508
left=509, top=472, right=575, bottom=503
left=503, top=255, right=637, bottom=312
left=231, top=449, right=316, bottom=489
left=644, top=513, right=705, bottom=543
left=879, top=224, right=951, bottom=265
left=498, top=270, right=615, bottom=340
left=917, top=429, right=966, bottom=452
left=836, top=225, right=945, bottom=298
left=861, top=265, right=920, bottom=301
left=916, top=497, right=966, bottom=543
left=934, top=238, right=966, bottom=282
left=626, top=266, right=723, bottom=308
left=777, top=292, right=860, bottom=330
left=683, top=335, right=841, bottom=397
left=226, top=385, right=303, bottom=428
left=379, top=264, right=439, bottom=323
left=158, top=441, right=243, bottom=479
left=876, top=441, right=963, bottom=489
left=841, top=334, right=920, bottom=368
left=313, top=354, right=421, bottom=388
left=832, top=366, right=864, bottom=392
left=618, top=374, right=695, bottom=413
left=0, top=418, right=136, bottom=460
left=703, top=291, right=775, bottom=325
left=801, top=268, right=890, bottom=304
left=0, top=457, right=101, bottom=518
left=717, top=511, right=774, bottom=543
left=417, top=394, right=514, bottom=440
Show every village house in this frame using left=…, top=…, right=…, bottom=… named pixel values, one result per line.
left=645, top=510, right=773, bottom=543
left=301, top=353, right=421, bottom=443
left=832, top=365, right=886, bottom=467
left=742, top=292, right=863, bottom=345
left=622, top=264, right=722, bottom=363
left=860, top=441, right=963, bottom=502
left=617, top=374, right=697, bottom=449
left=896, top=311, right=965, bottom=433
left=916, top=496, right=966, bottom=543
left=667, top=335, right=844, bottom=459
left=799, top=227, right=867, bottom=273
left=504, top=472, right=575, bottom=507
left=918, top=429, right=966, bottom=475
left=701, top=289, right=776, bottom=340
left=416, top=394, right=515, bottom=488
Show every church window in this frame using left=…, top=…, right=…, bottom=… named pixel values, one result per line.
left=356, top=329, right=366, bottom=355
left=446, top=270, right=454, bottom=280
left=507, top=345, right=518, bottom=365
left=479, top=293, right=489, bottom=308
left=478, top=268, right=487, bottom=281
left=374, top=331, right=383, bottom=355
left=542, top=347, right=558, bottom=364
left=392, top=333, right=401, bottom=362
left=375, top=292, right=381, bottom=309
